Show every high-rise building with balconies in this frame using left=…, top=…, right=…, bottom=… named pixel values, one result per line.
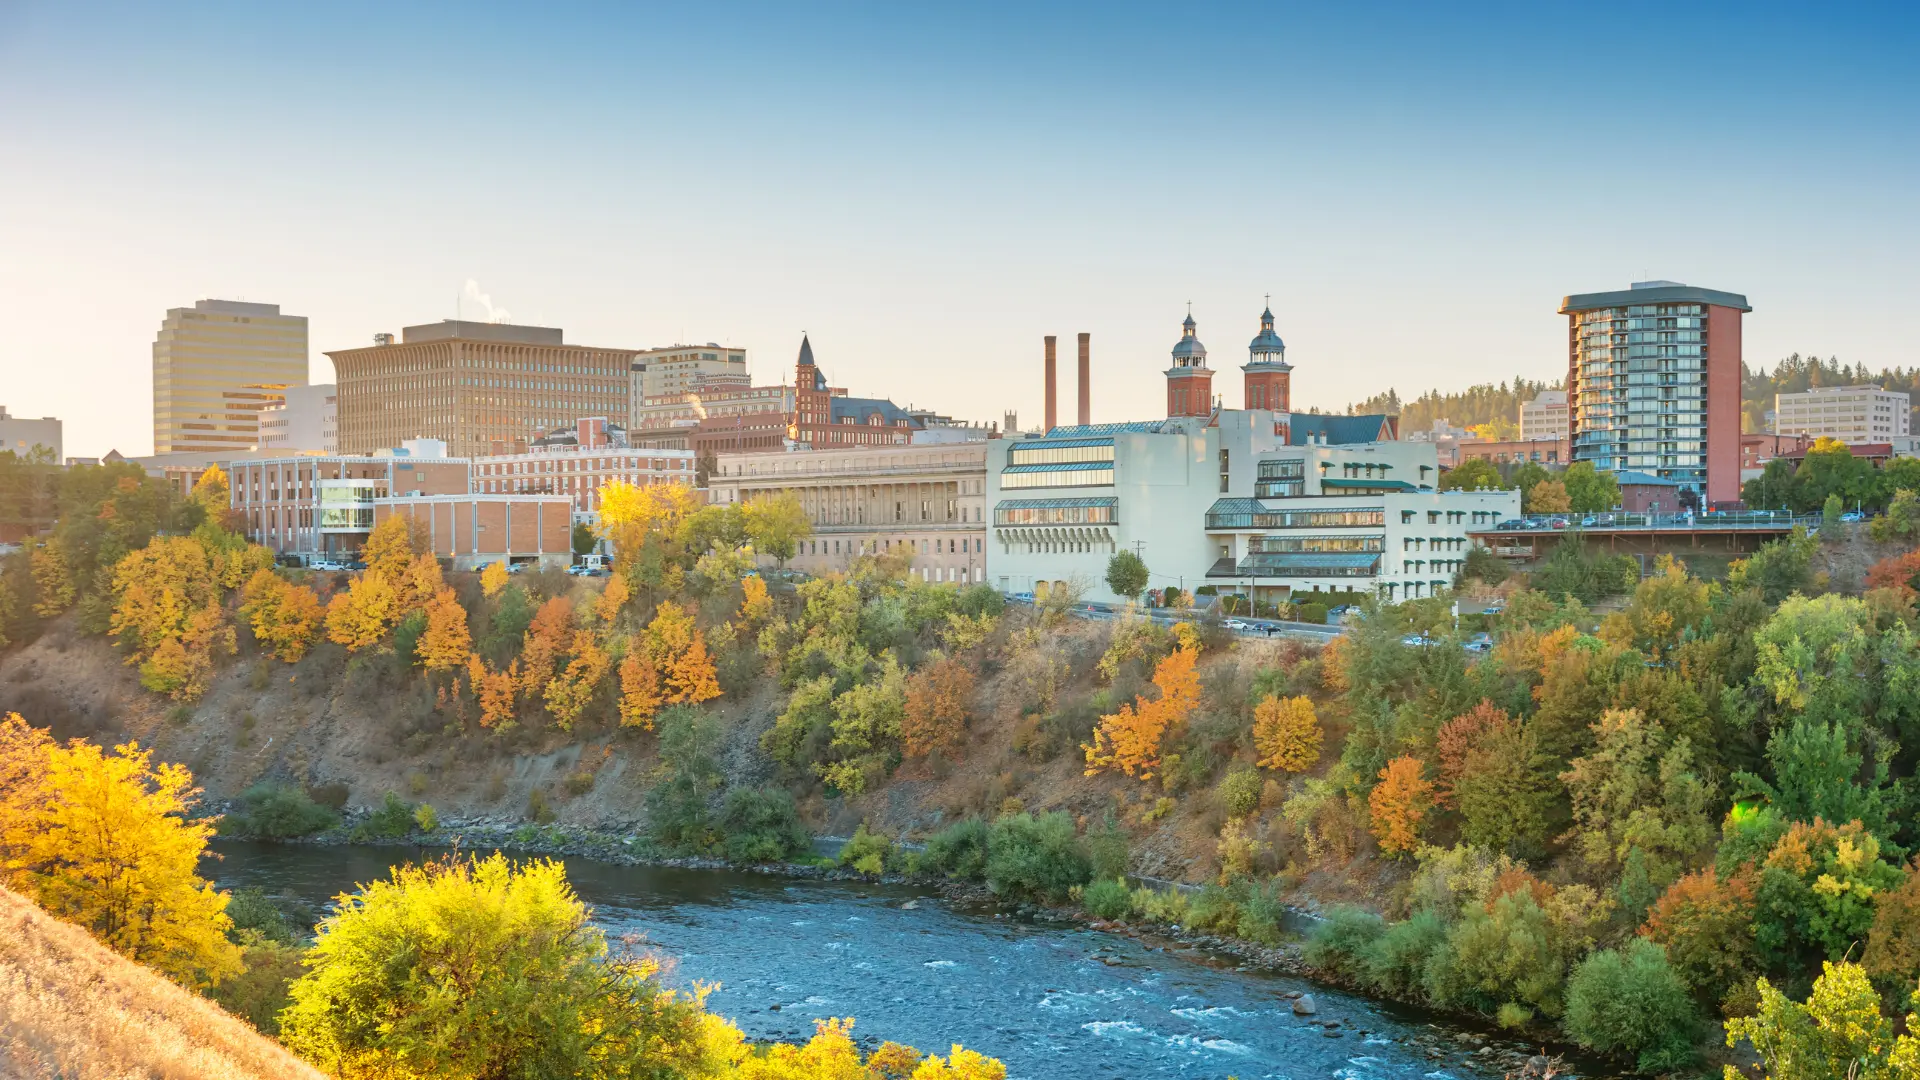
left=1561, top=281, right=1750, bottom=507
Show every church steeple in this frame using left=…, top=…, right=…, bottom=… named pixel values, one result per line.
left=1165, top=309, right=1214, bottom=418
left=1243, top=300, right=1291, bottom=414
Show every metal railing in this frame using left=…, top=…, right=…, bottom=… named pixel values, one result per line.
left=1473, top=510, right=1820, bottom=533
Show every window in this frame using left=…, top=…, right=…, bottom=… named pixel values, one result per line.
left=1219, top=448, right=1231, bottom=493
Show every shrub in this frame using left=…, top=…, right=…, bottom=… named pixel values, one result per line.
left=1130, top=885, right=1190, bottom=925
left=1216, top=766, right=1263, bottom=820
left=985, top=811, right=1091, bottom=902
left=717, top=788, right=810, bottom=863
left=352, top=792, right=420, bottom=840
left=413, top=804, right=438, bottom=833
left=1236, top=879, right=1289, bottom=944
left=1085, top=816, right=1130, bottom=881
left=1364, top=910, right=1447, bottom=998
left=218, top=782, right=339, bottom=839
left=223, top=887, right=309, bottom=947
left=1298, top=603, right=1328, bottom=625
left=921, top=816, right=990, bottom=880
left=306, top=782, right=350, bottom=811
left=1185, top=884, right=1242, bottom=933
left=563, top=770, right=595, bottom=796
left=838, top=822, right=895, bottom=875
left=1304, top=905, right=1386, bottom=980
left=1082, top=877, right=1133, bottom=920
left=1423, top=891, right=1564, bottom=1019
left=527, top=788, right=557, bottom=825
left=1563, top=938, right=1699, bottom=1073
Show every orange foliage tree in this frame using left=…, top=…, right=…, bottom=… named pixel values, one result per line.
left=617, top=648, right=663, bottom=730
left=360, top=514, right=415, bottom=583
left=1641, top=865, right=1759, bottom=1005
left=518, top=595, right=576, bottom=695
left=738, top=574, right=773, bottom=626
left=1433, top=700, right=1507, bottom=808
left=1368, top=756, right=1433, bottom=857
left=902, top=658, right=975, bottom=760
left=643, top=602, right=721, bottom=705
left=1082, top=646, right=1201, bottom=779
left=1867, top=549, right=1920, bottom=596
left=416, top=587, right=472, bottom=672
left=466, top=654, right=518, bottom=731
left=597, top=572, right=631, bottom=626
left=1251, top=694, right=1322, bottom=773
left=666, top=632, right=722, bottom=705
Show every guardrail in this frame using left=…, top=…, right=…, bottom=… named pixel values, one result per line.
left=1473, top=511, right=1823, bottom=533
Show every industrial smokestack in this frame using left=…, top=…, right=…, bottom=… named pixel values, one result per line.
left=1077, top=333, right=1091, bottom=426
left=1044, top=335, right=1058, bottom=433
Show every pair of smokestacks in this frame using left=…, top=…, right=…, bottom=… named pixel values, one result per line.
left=1043, top=333, right=1090, bottom=431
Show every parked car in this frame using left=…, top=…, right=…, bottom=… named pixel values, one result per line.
left=1579, top=516, right=1599, bottom=528
left=1495, top=519, right=1525, bottom=530
left=1549, top=517, right=1570, bottom=529
left=1841, top=511, right=1866, bottom=523
left=1400, top=633, right=1436, bottom=648
left=310, top=559, right=343, bottom=572
left=1463, top=632, right=1494, bottom=653
left=566, top=563, right=592, bottom=576
left=1484, top=598, right=1506, bottom=613
left=506, top=562, right=526, bottom=574
left=1010, top=591, right=1036, bottom=604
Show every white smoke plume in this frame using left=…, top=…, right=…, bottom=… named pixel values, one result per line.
left=462, top=279, right=512, bottom=324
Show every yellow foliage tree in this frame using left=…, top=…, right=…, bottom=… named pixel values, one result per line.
left=138, top=602, right=235, bottom=700
left=360, top=514, right=414, bottom=583
left=1368, top=755, right=1434, bottom=857
left=479, top=560, right=509, bottom=599
left=467, top=654, right=518, bottom=731
left=1527, top=478, right=1572, bottom=514
left=595, top=480, right=700, bottom=568
left=736, top=1017, right=1002, bottom=1080
left=1082, top=646, right=1201, bottom=779
left=189, top=463, right=229, bottom=516
left=518, top=595, right=575, bottom=695
left=416, top=587, right=471, bottom=672
left=643, top=599, right=697, bottom=659
left=240, top=569, right=323, bottom=662
left=6, top=734, right=243, bottom=989
left=544, top=630, right=610, bottom=729
left=324, top=570, right=399, bottom=651
left=400, top=552, right=445, bottom=612
left=28, top=541, right=74, bottom=617
left=738, top=574, right=773, bottom=625
left=108, top=535, right=219, bottom=656
left=1252, top=694, right=1322, bottom=773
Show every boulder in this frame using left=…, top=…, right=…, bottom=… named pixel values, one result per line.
left=1291, top=994, right=1317, bottom=1016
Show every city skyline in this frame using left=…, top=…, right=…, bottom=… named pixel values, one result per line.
left=2, top=2, right=1915, bottom=457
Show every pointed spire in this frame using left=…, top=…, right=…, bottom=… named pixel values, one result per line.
left=796, top=333, right=815, bottom=367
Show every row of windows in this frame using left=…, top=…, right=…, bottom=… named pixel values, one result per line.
left=1249, top=535, right=1385, bottom=553
left=1007, top=443, right=1115, bottom=466
left=1001, top=467, right=1114, bottom=489
left=994, top=504, right=1117, bottom=527
left=1207, top=507, right=1385, bottom=529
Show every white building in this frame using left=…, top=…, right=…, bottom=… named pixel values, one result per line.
left=258, top=383, right=337, bottom=454
left=986, top=311, right=1518, bottom=606
left=630, top=343, right=749, bottom=405
left=1773, top=385, right=1911, bottom=444
left=0, top=406, right=61, bottom=462
left=1519, top=390, right=1569, bottom=443
left=707, top=443, right=988, bottom=584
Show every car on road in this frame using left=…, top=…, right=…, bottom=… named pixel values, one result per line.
left=1400, top=632, right=1436, bottom=648
left=310, top=559, right=343, bottom=572
left=1223, top=618, right=1251, bottom=631
left=1009, top=591, right=1036, bottom=604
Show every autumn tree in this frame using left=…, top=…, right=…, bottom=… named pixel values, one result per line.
left=1083, top=646, right=1201, bottom=779
left=1560, top=708, right=1716, bottom=891
left=1867, top=548, right=1920, bottom=596
left=1526, top=478, right=1571, bottom=514
left=544, top=630, right=610, bottom=729
left=902, top=658, right=975, bottom=760
left=1434, top=700, right=1506, bottom=807
left=738, top=574, right=773, bottom=626
left=479, top=559, right=509, bottom=599
left=467, top=654, right=518, bottom=731
left=518, top=595, right=576, bottom=695
left=399, top=552, right=445, bottom=612
left=325, top=568, right=399, bottom=650
left=1864, top=861, right=1920, bottom=995
left=1367, top=755, right=1432, bottom=857
left=643, top=601, right=721, bottom=705
left=278, top=853, right=746, bottom=1080
left=597, top=570, right=631, bottom=627
left=1640, top=866, right=1760, bottom=1012
left=5, top=733, right=243, bottom=989
left=240, top=568, right=323, bottom=662
left=416, top=587, right=471, bottom=672
left=668, top=631, right=722, bottom=705
left=360, top=513, right=415, bottom=582
left=1251, top=694, right=1322, bottom=773
left=617, top=648, right=663, bottom=730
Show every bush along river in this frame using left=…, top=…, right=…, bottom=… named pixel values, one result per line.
left=207, top=840, right=1597, bottom=1080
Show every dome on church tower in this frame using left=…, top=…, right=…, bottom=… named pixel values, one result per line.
left=1246, top=305, right=1289, bottom=369
left=1170, top=313, right=1208, bottom=367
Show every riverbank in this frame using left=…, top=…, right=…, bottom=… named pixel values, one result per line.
left=239, top=818, right=1602, bottom=1079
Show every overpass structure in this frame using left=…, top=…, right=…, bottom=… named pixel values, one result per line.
left=1468, top=510, right=1817, bottom=560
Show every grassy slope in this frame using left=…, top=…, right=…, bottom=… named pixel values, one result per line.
left=0, top=885, right=328, bottom=1080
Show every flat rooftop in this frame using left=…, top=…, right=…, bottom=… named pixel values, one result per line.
left=1560, top=282, right=1751, bottom=313
left=401, top=320, right=564, bottom=346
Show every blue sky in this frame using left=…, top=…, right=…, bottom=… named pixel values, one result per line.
left=1, top=1, right=1915, bottom=455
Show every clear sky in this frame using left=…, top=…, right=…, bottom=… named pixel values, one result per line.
left=1, top=1, right=1915, bottom=456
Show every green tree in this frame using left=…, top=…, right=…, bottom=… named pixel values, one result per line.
left=1727, top=526, right=1818, bottom=604
left=742, top=492, right=812, bottom=570
left=1822, top=492, right=1844, bottom=531
left=1559, top=708, right=1717, bottom=896
left=1562, top=461, right=1622, bottom=514
left=571, top=521, right=597, bottom=558
left=1725, top=961, right=1920, bottom=1080
left=1441, top=458, right=1502, bottom=492
left=647, top=705, right=725, bottom=851
left=1104, top=550, right=1149, bottom=601
left=1563, top=938, right=1699, bottom=1073
left=278, top=853, right=742, bottom=1079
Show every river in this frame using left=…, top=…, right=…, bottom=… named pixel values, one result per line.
left=206, top=841, right=1534, bottom=1080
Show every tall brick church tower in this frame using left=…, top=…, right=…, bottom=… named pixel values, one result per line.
left=1165, top=313, right=1213, bottom=418
left=1242, top=303, right=1292, bottom=438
